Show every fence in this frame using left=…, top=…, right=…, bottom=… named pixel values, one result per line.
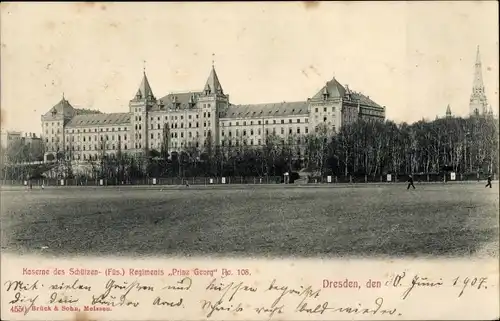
left=306, top=172, right=496, bottom=184
left=1, top=176, right=283, bottom=187
left=1, top=172, right=496, bottom=187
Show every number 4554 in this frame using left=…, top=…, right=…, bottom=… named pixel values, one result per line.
left=10, top=306, right=25, bottom=313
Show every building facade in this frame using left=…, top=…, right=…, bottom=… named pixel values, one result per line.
left=41, top=65, right=385, bottom=162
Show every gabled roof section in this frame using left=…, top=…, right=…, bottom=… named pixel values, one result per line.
left=66, top=113, right=131, bottom=127
left=203, top=66, right=224, bottom=95
left=43, top=97, right=76, bottom=118
left=221, top=101, right=308, bottom=119
left=350, top=92, right=382, bottom=108
left=133, top=72, right=155, bottom=100
left=311, top=76, right=346, bottom=100
left=153, top=91, right=202, bottom=111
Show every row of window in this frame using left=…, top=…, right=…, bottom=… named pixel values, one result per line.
left=63, top=127, right=127, bottom=134
left=222, top=118, right=308, bottom=127
left=69, top=134, right=127, bottom=142
left=314, top=107, right=336, bottom=113
left=221, top=137, right=304, bottom=147
left=222, top=126, right=309, bottom=137
left=66, top=144, right=127, bottom=151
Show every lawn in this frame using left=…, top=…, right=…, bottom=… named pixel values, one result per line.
left=1, top=183, right=498, bottom=258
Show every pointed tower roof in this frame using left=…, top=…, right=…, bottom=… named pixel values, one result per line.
left=472, top=45, right=486, bottom=92
left=445, top=104, right=452, bottom=117
left=203, top=65, right=224, bottom=96
left=311, top=76, right=346, bottom=100
left=43, top=95, right=76, bottom=118
left=134, top=71, right=155, bottom=100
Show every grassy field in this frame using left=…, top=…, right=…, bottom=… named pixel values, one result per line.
left=1, top=183, right=498, bottom=259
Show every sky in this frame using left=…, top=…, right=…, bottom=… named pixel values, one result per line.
left=1, top=1, right=498, bottom=134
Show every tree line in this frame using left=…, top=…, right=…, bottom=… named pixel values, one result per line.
left=1, top=114, right=498, bottom=181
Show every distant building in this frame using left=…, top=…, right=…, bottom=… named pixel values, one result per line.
left=0, top=130, right=44, bottom=163
left=41, top=63, right=386, bottom=162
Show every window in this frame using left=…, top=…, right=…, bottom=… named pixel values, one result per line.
left=297, top=119, right=300, bottom=123
left=324, top=107, right=327, bottom=112
left=289, top=119, right=292, bottom=123
left=158, top=124, right=160, bottom=129
left=208, top=112, right=211, bottom=118
left=315, top=108, right=318, bottom=112
left=243, top=121, right=246, bottom=126
left=323, top=117, right=327, bottom=122
left=281, top=128, right=284, bottom=134
left=289, top=128, right=292, bottom=134
left=281, top=120, right=284, bottom=124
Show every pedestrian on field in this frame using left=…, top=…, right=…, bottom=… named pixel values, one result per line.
left=407, top=175, right=415, bottom=190
left=485, top=175, right=492, bottom=188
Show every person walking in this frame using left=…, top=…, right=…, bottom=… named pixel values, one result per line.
left=407, top=175, right=415, bottom=190
left=485, top=175, right=492, bottom=188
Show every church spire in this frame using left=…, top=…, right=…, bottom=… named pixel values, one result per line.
left=469, top=45, right=488, bottom=115
left=446, top=104, right=452, bottom=118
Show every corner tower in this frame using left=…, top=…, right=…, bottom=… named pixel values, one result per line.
left=129, top=69, right=156, bottom=155
left=196, top=61, right=229, bottom=148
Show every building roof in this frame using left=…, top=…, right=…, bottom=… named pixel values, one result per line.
left=153, top=91, right=202, bottom=111
left=65, top=113, right=131, bottom=127
left=311, top=77, right=346, bottom=100
left=349, top=92, right=382, bottom=108
left=75, top=108, right=102, bottom=115
left=133, top=72, right=155, bottom=100
left=204, top=66, right=224, bottom=95
left=222, top=101, right=308, bottom=119
left=43, top=97, right=76, bottom=118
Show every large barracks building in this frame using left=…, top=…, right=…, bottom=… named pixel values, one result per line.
left=41, top=64, right=385, bottom=162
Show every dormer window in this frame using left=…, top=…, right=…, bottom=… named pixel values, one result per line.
left=204, top=84, right=211, bottom=95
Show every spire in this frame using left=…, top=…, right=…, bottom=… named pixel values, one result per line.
left=446, top=104, right=452, bottom=118
left=134, top=68, right=155, bottom=101
left=473, top=45, right=484, bottom=90
left=469, top=45, right=488, bottom=115
left=203, top=61, right=224, bottom=96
